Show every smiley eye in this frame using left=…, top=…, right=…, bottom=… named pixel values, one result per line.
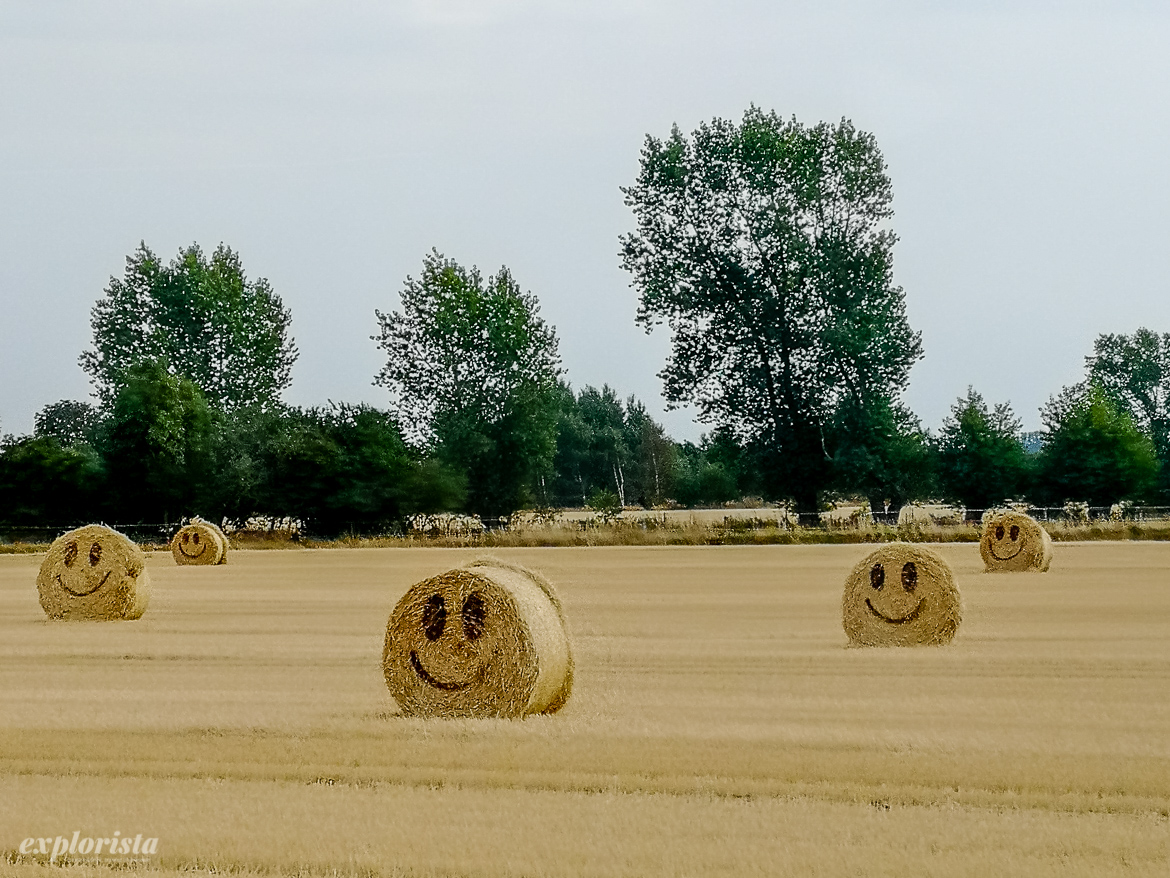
left=462, top=593, right=486, bottom=641
left=182, top=532, right=189, bottom=544
left=193, top=532, right=200, bottom=544
left=63, top=541, right=78, bottom=567
left=869, top=564, right=885, bottom=590
left=901, top=561, right=918, bottom=592
left=1009, top=525, right=1019, bottom=541
left=422, top=594, right=446, bottom=641
left=995, top=526, right=1005, bottom=540
left=89, top=542, right=102, bottom=566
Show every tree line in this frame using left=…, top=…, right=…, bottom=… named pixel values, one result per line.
left=2, top=109, right=1167, bottom=536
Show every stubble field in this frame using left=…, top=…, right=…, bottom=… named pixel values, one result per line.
left=0, top=543, right=1167, bottom=876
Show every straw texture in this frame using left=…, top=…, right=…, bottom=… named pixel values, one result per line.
left=37, top=524, right=151, bottom=621
left=842, top=543, right=961, bottom=647
left=980, top=510, right=1053, bottom=572
left=383, top=556, right=573, bottom=718
left=171, top=519, right=226, bottom=566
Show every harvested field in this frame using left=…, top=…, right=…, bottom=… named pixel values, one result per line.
left=0, top=544, right=1167, bottom=876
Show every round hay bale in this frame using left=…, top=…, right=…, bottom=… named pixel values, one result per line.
left=36, top=524, right=151, bottom=621
left=980, top=509, right=1052, bottom=572
left=383, top=557, right=573, bottom=718
left=842, top=543, right=961, bottom=647
left=205, top=519, right=230, bottom=564
left=170, top=519, right=225, bottom=566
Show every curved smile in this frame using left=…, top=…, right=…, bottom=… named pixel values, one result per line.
left=989, top=543, right=1023, bottom=561
left=410, top=650, right=474, bottom=691
left=58, top=570, right=111, bottom=597
left=866, top=597, right=923, bottom=625
left=179, top=542, right=208, bottom=558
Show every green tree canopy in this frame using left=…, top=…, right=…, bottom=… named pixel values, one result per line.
left=101, top=360, right=215, bottom=522
left=1086, top=328, right=1170, bottom=498
left=830, top=397, right=935, bottom=514
left=1035, top=384, right=1159, bottom=506
left=34, top=400, right=102, bottom=448
left=621, top=107, right=922, bottom=512
left=81, top=242, right=297, bottom=410
left=935, top=388, right=1030, bottom=509
left=373, top=251, right=561, bottom=518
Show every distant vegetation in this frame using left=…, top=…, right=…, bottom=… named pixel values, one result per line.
left=2, top=109, right=1168, bottom=538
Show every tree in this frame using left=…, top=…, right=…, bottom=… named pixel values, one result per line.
left=81, top=242, right=297, bottom=410
left=934, top=388, right=1030, bottom=509
left=101, top=360, right=215, bottom=522
left=0, top=436, right=106, bottom=527
left=830, top=397, right=935, bottom=513
left=34, top=400, right=102, bottom=448
left=621, top=107, right=922, bottom=513
left=1086, top=328, right=1170, bottom=497
left=1035, top=384, right=1159, bottom=506
left=373, top=251, right=562, bottom=518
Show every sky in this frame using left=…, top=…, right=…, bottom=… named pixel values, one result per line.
left=2, top=0, right=1169, bottom=444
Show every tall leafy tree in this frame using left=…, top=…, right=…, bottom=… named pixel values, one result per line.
left=373, top=251, right=561, bottom=518
left=1035, top=384, right=1158, bottom=506
left=935, top=388, right=1030, bottom=509
left=621, top=107, right=922, bottom=512
left=1086, top=328, right=1170, bottom=497
left=101, top=360, right=215, bottom=522
left=81, top=242, right=297, bottom=410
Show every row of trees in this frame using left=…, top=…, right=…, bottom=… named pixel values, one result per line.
left=2, top=108, right=1167, bottom=535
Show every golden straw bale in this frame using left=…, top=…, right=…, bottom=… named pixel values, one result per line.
left=842, top=543, right=961, bottom=647
left=980, top=509, right=1053, bottom=572
left=383, top=556, right=573, bottom=718
left=170, top=519, right=225, bottom=566
left=36, top=524, right=151, bottom=621
left=205, top=519, right=230, bottom=564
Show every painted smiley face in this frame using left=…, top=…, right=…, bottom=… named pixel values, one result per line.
left=407, top=591, right=490, bottom=691
left=986, top=523, right=1023, bottom=561
left=980, top=511, right=1053, bottom=572
left=170, top=520, right=226, bottom=566
left=56, top=538, right=113, bottom=596
left=37, top=524, right=151, bottom=621
left=842, top=544, right=961, bottom=647
left=383, top=560, right=573, bottom=718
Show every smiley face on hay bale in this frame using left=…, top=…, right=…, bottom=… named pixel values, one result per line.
left=980, top=509, right=1052, bottom=573
left=37, top=524, right=151, bottom=621
left=171, top=518, right=227, bottom=565
left=383, top=558, right=573, bottom=718
left=842, top=543, right=961, bottom=647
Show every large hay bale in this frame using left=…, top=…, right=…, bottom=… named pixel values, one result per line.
left=842, top=543, right=961, bottom=647
left=170, top=518, right=226, bottom=566
left=980, top=509, right=1053, bottom=572
left=36, top=524, right=151, bottom=621
left=383, top=557, right=573, bottom=718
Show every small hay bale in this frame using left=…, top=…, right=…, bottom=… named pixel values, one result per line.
left=171, top=518, right=226, bottom=566
left=205, top=519, right=230, bottom=564
left=36, top=524, right=151, bottom=621
left=980, top=509, right=1052, bottom=572
left=842, top=543, right=961, bottom=647
left=383, top=557, right=573, bottom=718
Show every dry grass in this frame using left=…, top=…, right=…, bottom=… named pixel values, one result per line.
left=0, top=544, right=1167, bottom=875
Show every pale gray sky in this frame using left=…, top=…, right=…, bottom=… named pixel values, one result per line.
left=3, top=1, right=1168, bottom=442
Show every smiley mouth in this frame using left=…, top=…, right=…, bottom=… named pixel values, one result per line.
left=988, top=543, right=1024, bottom=561
left=179, top=543, right=209, bottom=558
left=409, top=650, right=474, bottom=691
left=57, top=570, right=111, bottom=597
left=865, top=597, right=923, bottom=625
